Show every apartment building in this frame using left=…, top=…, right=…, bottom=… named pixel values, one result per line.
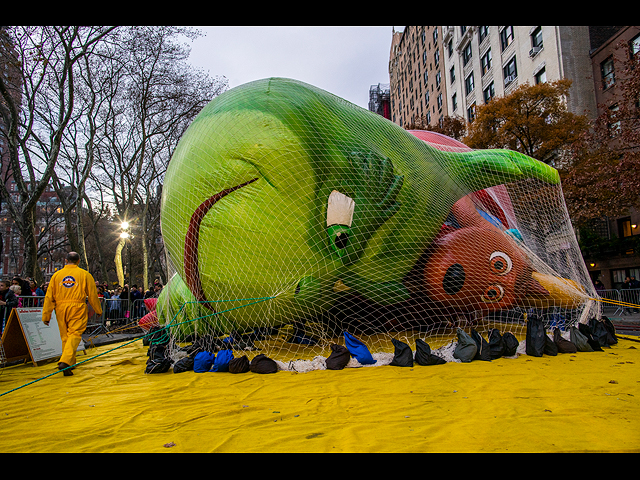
left=441, top=26, right=597, bottom=123
left=389, top=26, right=448, bottom=127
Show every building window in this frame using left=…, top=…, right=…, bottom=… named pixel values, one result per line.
left=434, top=49, right=440, bottom=66
left=601, top=56, right=615, bottom=90
left=450, top=65, right=456, bottom=83
left=531, top=26, right=543, bottom=48
left=452, top=92, right=457, bottom=111
left=465, top=72, right=474, bottom=95
left=467, top=103, right=476, bottom=122
left=630, top=33, right=640, bottom=56
left=535, top=67, right=547, bottom=84
left=618, top=217, right=632, bottom=238
left=437, top=93, right=442, bottom=110
left=478, top=26, right=489, bottom=44
left=448, top=40, right=453, bottom=57
left=436, top=70, right=441, bottom=88
left=503, top=56, right=517, bottom=86
left=481, top=49, right=492, bottom=76
left=483, top=82, right=495, bottom=103
left=462, top=42, right=472, bottom=66
left=500, top=26, right=514, bottom=52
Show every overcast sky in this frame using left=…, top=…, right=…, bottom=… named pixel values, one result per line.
left=186, top=26, right=395, bottom=109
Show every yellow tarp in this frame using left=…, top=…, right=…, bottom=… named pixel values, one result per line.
left=1, top=337, right=639, bottom=452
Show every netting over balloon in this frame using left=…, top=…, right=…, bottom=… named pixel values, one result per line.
left=151, top=77, right=599, bottom=367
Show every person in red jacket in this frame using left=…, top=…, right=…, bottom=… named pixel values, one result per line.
left=42, top=252, right=102, bottom=375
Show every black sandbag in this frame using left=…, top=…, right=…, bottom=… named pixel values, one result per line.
left=471, top=328, right=491, bottom=361
left=502, top=332, right=519, bottom=356
left=415, top=339, right=446, bottom=366
left=325, top=343, right=351, bottom=370
left=602, top=316, right=618, bottom=345
left=553, top=328, right=577, bottom=353
left=173, top=354, right=195, bottom=373
left=250, top=354, right=278, bottom=374
left=578, top=323, right=603, bottom=351
left=526, top=315, right=545, bottom=357
left=570, top=326, right=594, bottom=352
left=390, top=338, right=413, bottom=367
left=488, top=329, right=506, bottom=359
left=544, top=334, right=558, bottom=356
left=145, top=345, right=171, bottom=374
left=454, top=328, right=477, bottom=363
left=229, top=355, right=250, bottom=374
left=590, top=317, right=617, bottom=346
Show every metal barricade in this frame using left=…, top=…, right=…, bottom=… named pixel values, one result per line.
left=599, top=289, right=623, bottom=315
left=619, top=288, right=640, bottom=314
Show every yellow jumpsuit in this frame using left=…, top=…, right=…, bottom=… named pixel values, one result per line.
left=42, top=264, right=102, bottom=367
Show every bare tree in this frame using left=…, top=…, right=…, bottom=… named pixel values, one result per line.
left=88, top=26, right=227, bottom=287
left=0, top=26, right=116, bottom=282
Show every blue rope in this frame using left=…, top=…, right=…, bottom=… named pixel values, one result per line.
left=0, top=296, right=275, bottom=398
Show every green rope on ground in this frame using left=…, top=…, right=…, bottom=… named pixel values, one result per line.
left=0, top=296, right=275, bottom=398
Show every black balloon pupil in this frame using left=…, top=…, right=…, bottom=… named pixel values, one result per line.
left=335, top=232, right=349, bottom=249
left=443, top=263, right=465, bottom=295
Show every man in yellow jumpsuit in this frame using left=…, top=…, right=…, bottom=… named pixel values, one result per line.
left=42, top=252, right=102, bottom=376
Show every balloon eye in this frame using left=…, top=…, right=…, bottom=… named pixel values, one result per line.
left=327, top=225, right=352, bottom=257
left=489, top=251, right=512, bottom=275
left=482, top=284, right=505, bottom=303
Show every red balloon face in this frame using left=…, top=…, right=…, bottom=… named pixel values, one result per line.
left=423, top=227, right=531, bottom=313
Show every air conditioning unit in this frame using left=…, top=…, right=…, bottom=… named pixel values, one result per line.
left=504, top=74, right=516, bottom=86
left=529, top=46, right=542, bottom=57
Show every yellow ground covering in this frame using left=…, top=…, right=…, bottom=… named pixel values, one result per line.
left=1, top=336, right=639, bottom=452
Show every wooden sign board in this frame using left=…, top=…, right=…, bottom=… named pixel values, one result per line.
left=1, top=307, right=85, bottom=366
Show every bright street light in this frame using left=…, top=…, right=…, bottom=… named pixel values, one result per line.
left=121, top=221, right=129, bottom=230
left=120, top=231, right=130, bottom=239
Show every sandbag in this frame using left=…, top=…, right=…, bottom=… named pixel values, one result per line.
left=602, top=316, right=618, bottom=345
left=389, top=338, right=413, bottom=367
left=502, top=332, right=519, bottom=357
left=471, top=328, right=491, bottom=361
left=453, top=328, right=477, bottom=363
left=526, top=316, right=546, bottom=357
left=544, top=334, right=558, bottom=356
left=145, top=344, right=171, bottom=374
left=488, top=329, right=505, bottom=359
left=578, top=323, right=603, bottom=351
left=250, top=354, right=278, bottom=374
left=194, top=351, right=216, bottom=373
left=590, top=318, right=616, bottom=347
left=325, top=343, right=350, bottom=370
left=210, top=349, right=234, bottom=372
left=344, top=331, right=376, bottom=365
left=553, top=328, right=577, bottom=354
left=414, top=339, right=446, bottom=366
left=570, top=326, right=594, bottom=352
left=229, top=355, right=250, bottom=374
left=173, top=354, right=195, bottom=373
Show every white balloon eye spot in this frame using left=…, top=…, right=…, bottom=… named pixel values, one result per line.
left=489, top=251, right=512, bottom=276
left=327, top=190, right=355, bottom=227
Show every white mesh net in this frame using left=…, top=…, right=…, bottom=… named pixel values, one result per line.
left=150, top=78, right=599, bottom=369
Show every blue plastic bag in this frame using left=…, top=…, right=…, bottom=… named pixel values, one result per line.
left=210, top=349, right=234, bottom=372
left=344, top=331, right=376, bottom=365
left=194, top=351, right=215, bottom=373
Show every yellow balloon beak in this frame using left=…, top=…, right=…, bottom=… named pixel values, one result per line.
left=523, top=272, right=587, bottom=309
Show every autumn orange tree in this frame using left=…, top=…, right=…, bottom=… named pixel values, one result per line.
left=463, top=79, right=589, bottom=165
left=560, top=44, right=640, bottom=226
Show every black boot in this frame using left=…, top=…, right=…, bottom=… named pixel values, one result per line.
left=58, top=362, right=74, bottom=376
